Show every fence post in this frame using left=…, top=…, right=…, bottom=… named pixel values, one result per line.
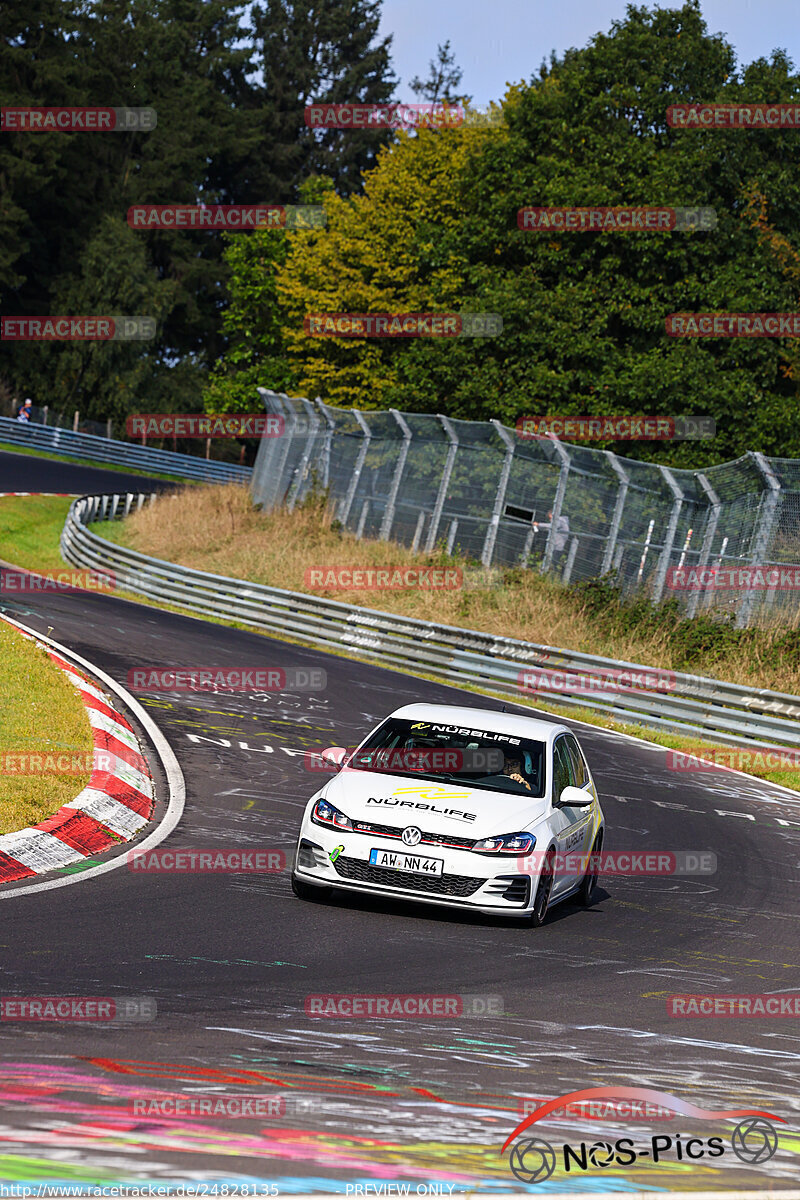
left=106, top=418, right=112, bottom=440
left=446, top=518, right=459, bottom=555
left=562, top=537, right=579, bottom=584
left=686, top=472, right=721, bottom=619
left=735, top=453, right=782, bottom=629
left=379, top=409, right=412, bottom=541
left=252, top=389, right=286, bottom=505
left=286, top=398, right=320, bottom=511
left=542, top=437, right=571, bottom=573
left=356, top=499, right=370, bottom=539
left=270, top=394, right=299, bottom=508
left=43, top=406, right=49, bottom=426
left=481, top=420, right=515, bottom=567
left=651, top=466, right=684, bottom=604
left=73, top=410, right=79, bottom=433
left=425, top=415, right=459, bottom=552
left=339, top=409, right=371, bottom=526
left=314, top=398, right=336, bottom=489
left=411, top=510, right=426, bottom=552
left=601, top=452, right=629, bottom=575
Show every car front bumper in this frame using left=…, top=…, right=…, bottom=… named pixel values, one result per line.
left=293, top=828, right=535, bottom=915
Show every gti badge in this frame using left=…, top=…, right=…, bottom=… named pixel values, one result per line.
left=402, top=826, right=422, bottom=847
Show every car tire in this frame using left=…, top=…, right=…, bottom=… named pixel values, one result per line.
left=576, top=832, right=603, bottom=907
left=291, top=873, right=332, bottom=903
left=530, top=849, right=555, bottom=927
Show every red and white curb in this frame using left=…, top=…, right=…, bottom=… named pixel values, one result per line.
left=0, top=621, right=158, bottom=885
left=0, top=492, right=79, bottom=497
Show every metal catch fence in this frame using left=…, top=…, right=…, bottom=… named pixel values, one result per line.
left=251, top=389, right=800, bottom=628
left=60, top=490, right=800, bottom=753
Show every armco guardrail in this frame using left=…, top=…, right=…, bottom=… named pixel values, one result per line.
left=0, top=416, right=251, bottom=483
left=61, top=492, right=800, bottom=754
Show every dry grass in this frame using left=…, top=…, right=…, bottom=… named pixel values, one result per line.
left=104, top=482, right=800, bottom=695
left=0, top=621, right=93, bottom=835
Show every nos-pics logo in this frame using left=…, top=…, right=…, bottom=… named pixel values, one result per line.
left=503, top=1087, right=784, bottom=1185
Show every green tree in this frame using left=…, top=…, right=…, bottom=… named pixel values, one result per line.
left=247, top=0, right=398, bottom=199
left=243, top=1, right=800, bottom=465
left=410, top=39, right=471, bottom=106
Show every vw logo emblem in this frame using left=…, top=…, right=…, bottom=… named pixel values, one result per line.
left=402, top=826, right=422, bottom=847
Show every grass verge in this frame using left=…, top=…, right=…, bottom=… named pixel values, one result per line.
left=0, top=440, right=199, bottom=485
left=0, top=489, right=797, bottom=795
left=0, top=620, right=93, bottom=834
left=0, top=496, right=76, bottom=574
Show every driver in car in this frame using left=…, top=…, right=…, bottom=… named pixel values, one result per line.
left=503, top=755, right=531, bottom=791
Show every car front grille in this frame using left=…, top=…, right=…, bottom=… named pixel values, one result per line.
left=352, top=819, right=476, bottom=850
left=332, top=855, right=484, bottom=897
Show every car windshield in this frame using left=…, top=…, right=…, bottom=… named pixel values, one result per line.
left=349, top=717, right=546, bottom=797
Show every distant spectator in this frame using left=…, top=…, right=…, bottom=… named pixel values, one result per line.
left=534, top=509, right=570, bottom=558
left=16, top=398, right=33, bottom=423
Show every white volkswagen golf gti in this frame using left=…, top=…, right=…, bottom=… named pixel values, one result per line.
left=291, top=703, right=605, bottom=924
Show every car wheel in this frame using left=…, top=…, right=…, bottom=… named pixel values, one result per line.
left=530, top=849, right=555, bottom=927
left=291, top=874, right=332, bottom=903
left=576, top=832, right=603, bottom=907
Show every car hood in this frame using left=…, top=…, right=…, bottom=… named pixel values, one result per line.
left=323, top=769, right=548, bottom=839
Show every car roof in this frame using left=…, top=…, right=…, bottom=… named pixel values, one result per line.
left=388, top=703, right=570, bottom=743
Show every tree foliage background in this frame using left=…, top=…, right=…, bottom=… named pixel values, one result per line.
left=3, top=1, right=800, bottom=465
left=0, top=0, right=396, bottom=424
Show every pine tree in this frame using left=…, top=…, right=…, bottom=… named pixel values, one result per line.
left=410, top=40, right=471, bottom=106
left=247, top=0, right=398, bottom=198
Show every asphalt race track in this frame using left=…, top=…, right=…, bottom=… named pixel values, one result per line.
left=1, top=457, right=799, bottom=1192
left=0, top=447, right=187, bottom=495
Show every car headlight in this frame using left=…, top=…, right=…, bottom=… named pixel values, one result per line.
left=311, top=798, right=353, bottom=831
left=472, top=831, right=536, bottom=854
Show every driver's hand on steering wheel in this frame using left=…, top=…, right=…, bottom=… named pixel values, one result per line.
left=508, top=771, right=531, bottom=791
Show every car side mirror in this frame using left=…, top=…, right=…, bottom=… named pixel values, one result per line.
left=320, top=746, right=347, bottom=771
left=558, top=785, right=593, bottom=808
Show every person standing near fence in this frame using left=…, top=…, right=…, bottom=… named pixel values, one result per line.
left=16, top=398, right=33, bottom=422
left=533, top=509, right=570, bottom=568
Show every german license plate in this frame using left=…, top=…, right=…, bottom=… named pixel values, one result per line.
left=369, top=849, right=444, bottom=875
